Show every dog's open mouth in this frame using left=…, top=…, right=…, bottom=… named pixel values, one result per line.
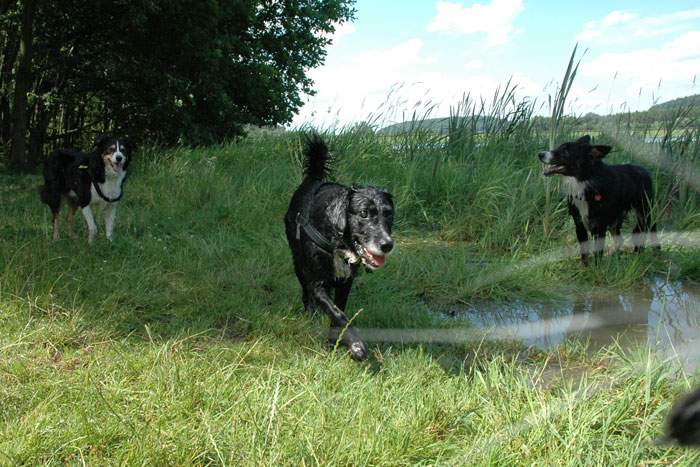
left=354, top=242, right=386, bottom=269
left=543, top=164, right=565, bottom=176
left=107, top=159, right=124, bottom=174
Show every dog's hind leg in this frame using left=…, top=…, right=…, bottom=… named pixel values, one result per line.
left=66, top=205, right=77, bottom=238
left=291, top=261, right=313, bottom=312
left=52, top=213, right=60, bottom=241
left=612, top=219, right=624, bottom=253
left=312, top=283, right=368, bottom=361
left=302, top=288, right=312, bottom=312
left=42, top=190, right=62, bottom=240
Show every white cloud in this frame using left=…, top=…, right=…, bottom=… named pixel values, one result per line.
left=329, top=22, right=356, bottom=42
left=355, top=38, right=433, bottom=70
left=295, top=38, right=539, bottom=127
left=297, top=39, right=435, bottom=126
left=293, top=5, right=700, bottom=127
left=464, top=59, right=484, bottom=71
left=573, top=31, right=700, bottom=114
left=600, top=10, right=639, bottom=28
left=576, top=8, right=700, bottom=43
left=426, top=0, right=524, bottom=47
left=581, top=31, right=700, bottom=87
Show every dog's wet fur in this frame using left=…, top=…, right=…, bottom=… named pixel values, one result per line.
left=538, top=135, right=658, bottom=263
left=284, top=134, right=394, bottom=360
left=661, top=386, right=700, bottom=447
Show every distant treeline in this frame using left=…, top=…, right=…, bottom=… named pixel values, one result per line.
left=0, top=0, right=355, bottom=168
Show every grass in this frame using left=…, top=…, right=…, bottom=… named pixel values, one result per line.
left=1, top=106, right=700, bottom=463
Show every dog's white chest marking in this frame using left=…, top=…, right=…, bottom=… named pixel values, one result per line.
left=562, top=177, right=589, bottom=227
left=91, top=172, right=125, bottom=206
left=334, top=249, right=359, bottom=280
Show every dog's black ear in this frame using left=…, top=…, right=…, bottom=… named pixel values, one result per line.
left=591, top=145, right=612, bottom=159
left=381, top=189, right=393, bottom=205
left=577, top=135, right=591, bottom=145
left=88, top=152, right=106, bottom=183
left=94, top=134, right=112, bottom=153
left=121, top=138, right=133, bottom=170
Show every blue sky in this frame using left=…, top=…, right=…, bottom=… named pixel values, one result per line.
left=293, top=0, right=700, bottom=127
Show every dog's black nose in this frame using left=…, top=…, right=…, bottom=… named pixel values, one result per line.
left=380, top=239, right=394, bottom=254
left=116, top=155, right=124, bottom=163
left=538, top=151, right=546, bottom=161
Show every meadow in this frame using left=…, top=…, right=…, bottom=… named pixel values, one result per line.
left=1, top=97, right=700, bottom=464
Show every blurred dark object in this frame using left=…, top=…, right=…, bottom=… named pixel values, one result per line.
left=662, top=386, right=700, bottom=447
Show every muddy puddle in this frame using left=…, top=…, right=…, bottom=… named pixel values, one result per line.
left=443, top=278, right=700, bottom=370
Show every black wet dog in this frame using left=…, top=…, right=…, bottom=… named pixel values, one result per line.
left=538, top=135, right=658, bottom=264
left=284, top=134, right=394, bottom=361
left=661, top=386, right=700, bottom=447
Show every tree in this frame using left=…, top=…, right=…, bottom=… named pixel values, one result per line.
left=0, top=0, right=356, bottom=167
left=8, top=0, right=35, bottom=166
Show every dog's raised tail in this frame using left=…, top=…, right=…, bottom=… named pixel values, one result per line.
left=303, top=133, right=331, bottom=181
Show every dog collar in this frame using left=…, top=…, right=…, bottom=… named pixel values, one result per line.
left=93, top=173, right=128, bottom=203
left=295, top=211, right=338, bottom=255
left=295, top=181, right=344, bottom=256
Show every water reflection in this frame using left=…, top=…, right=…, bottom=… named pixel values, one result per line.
left=448, top=278, right=700, bottom=368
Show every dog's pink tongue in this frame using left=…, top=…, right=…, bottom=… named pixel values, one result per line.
left=368, top=252, right=386, bottom=267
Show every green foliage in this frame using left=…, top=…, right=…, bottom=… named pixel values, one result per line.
left=650, top=94, right=700, bottom=113
left=547, top=44, right=582, bottom=149
left=0, top=0, right=356, bottom=164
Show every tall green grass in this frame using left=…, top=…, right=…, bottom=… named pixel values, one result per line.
left=1, top=67, right=700, bottom=463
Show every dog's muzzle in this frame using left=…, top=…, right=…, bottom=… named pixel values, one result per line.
left=538, top=151, right=565, bottom=176
left=354, top=240, right=392, bottom=270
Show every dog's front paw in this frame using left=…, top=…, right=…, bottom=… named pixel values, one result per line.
left=327, top=327, right=369, bottom=361
left=348, top=341, right=368, bottom=361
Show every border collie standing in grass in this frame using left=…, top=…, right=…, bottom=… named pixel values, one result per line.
left=284, top=134, right=395, bottom=361
left=538, top=135, right=659, bottom=264
left=40, top=136, right=131, bottom=244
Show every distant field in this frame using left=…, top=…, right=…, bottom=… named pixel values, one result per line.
left=1, top=121, right=699, bottom=464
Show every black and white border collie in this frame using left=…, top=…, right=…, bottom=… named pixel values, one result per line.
left=40, top=136, right=131, bottom=244
left=284, top=134, right=395, bottom=361
left=538, top=135, right=659, bottom=263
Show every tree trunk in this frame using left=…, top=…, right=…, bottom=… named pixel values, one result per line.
left=0, top=26, right=19, bottom=145
left=8, top=0, right=36, bottom=168
left=28, top=100, right=50, bottom=165
left=63, top=105, right=74, bottom=147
